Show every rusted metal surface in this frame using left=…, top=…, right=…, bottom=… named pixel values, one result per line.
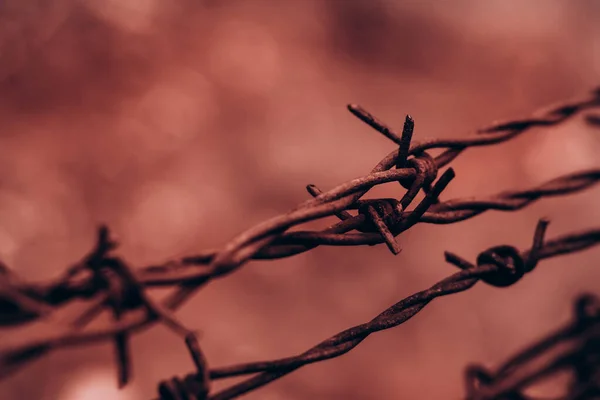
left=1, top=88, right=600, bottom=399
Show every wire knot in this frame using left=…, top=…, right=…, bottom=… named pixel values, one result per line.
left=100, top=264, right=144, bottom=312
left=476, top=245, right=525, bottom=288
left=358, top=198, right=402, bottom=228
left=358, top=198, right=403, bottom=254
left=398, top=151, right=438, bottom=192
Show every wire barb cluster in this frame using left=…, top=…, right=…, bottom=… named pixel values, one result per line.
left=1, top=88, right=600, bottom=400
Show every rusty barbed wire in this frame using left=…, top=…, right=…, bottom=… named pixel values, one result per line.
left=1, top=88, right=600, bottom=400
left=464, top=293, right=600, bottom=400
left=156, top=219, right=600, bottom=400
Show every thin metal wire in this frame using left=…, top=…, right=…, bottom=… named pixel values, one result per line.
left=464, top=293, right=600, bottom=400
left=1, top=88, right=600, bottom=400
left=196, top=220, right=599, bottom=400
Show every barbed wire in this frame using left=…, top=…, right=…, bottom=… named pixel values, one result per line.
left=1, top=87, right=600, bottom=400
left=157, top=220, right=600, bottom=400
left=465, top=293, right=600, bottom=400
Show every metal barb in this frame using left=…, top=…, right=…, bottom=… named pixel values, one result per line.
left=366, top=205, right=402, bottom=254
left=396, top=115, right=414, bottom=170
left=0, top=88, right=599, bottom=400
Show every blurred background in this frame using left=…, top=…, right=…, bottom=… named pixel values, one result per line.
left=1, top=0, right=599, bottom=399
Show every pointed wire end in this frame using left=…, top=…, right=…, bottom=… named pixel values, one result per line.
left=348, top=104, right=406, bottom=145
left=401, top=115, right=415, bottom=141
left=444, top=167, right=456, bottom=181
left=114, top=335, right=131, bottom=389
left=97, top=224, right=118, bottom=251
left=430, top=168, right=456, bottom=198
left=525, top=218, right=551, bottom=272
left=537, top=217, right=551, bottom=228
left=347, top=104, right=373, bottom=123
left=306, top=184, right=320, bottom=197
left=401, top=115, right=415, bottom=138
left=444, top=251, right=473, bottom=270
left=351, top=102, right=381, bottom=120
left=118, top=375, right=128, bottom=389
left=390, top=243, right=402, bottom=255
left=533, top=218, right=550, bottom=246
left=444, top=251, right=459, bottom=264
left=397, top=115, right=415, bottom=168
left=347, top=104, right=364, bottom=114
left=98, top=224, right=109, bottom=237
left=383, top=235, right=402, bottom=255
left=185, top=331, right=200, bottom=349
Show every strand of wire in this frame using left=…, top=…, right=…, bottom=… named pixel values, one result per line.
left=8, top=166, right=596, bottom=302
left=157, top=219, right=600, bottom=400
left=170, top=87, right=600, bottom=308
left=464, top=293, right=600, bottom=400
left=0, top=88, right=598, bottom=399
left=1, top=113, right=598, bottom=380
left=13, top=87, right=600, bottom=308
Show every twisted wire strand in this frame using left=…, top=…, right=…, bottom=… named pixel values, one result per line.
left=167, top=221, right=597, bottom=400
left=0, top=88, right=599, bottom=400
left=158, top=88, right=600, bottom=310
left=131, top=167, right=600, bottom=287
left=10, top=89, right=600, bottom=307
left=464, top=294, right=600, bottom=400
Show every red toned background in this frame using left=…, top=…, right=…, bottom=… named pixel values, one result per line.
left=1, top=1, right=599, bottom=399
